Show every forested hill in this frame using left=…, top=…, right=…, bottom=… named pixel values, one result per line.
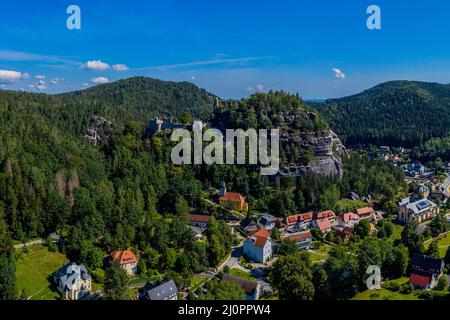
left=315, top=81, right=450, bottom=147
left=59, top=77, right=216, bottom=124
left=0, top=77, right=216, bottom=138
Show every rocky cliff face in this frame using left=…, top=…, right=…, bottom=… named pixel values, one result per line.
left=279, top=130, right=347, bottom=177
left=307, top=130, right=347, bottom=177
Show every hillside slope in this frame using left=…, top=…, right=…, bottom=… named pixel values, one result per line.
left=316, top=81, right=450, bottom=147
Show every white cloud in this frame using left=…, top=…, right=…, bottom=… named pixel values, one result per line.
left=332, top=68, right=346, bottom=79
left=0, top=70, right=30, bottom=83
left=82, top=82, right=90, bottom=87
left=82, top=60, right=110, bottom=71
left=36, top=80, right=47, bottom=91
left=112, top=64, right=129, bottom=71
left=92, top=77, right=109, bottom=84
left=50, top=78, right=63, bottom=85
left=35, top=75, right=46, bottom=80
left=191, top=76, right=196, bottom=80
left=136, top=56, right=273, bottom=71
left=256, top=84, right=265, bottom=92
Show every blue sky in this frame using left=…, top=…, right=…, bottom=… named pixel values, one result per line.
left=1, top=0, right=450, bottom=99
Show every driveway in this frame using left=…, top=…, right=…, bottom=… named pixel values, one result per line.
left=416, top=220, right=432, bottom=234
left=222, top=243, right=249, bottom=272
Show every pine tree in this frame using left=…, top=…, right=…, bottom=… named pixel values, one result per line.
left=103, top=260, right=130, bottom=300
left=0, top=204, right=15, bottom=300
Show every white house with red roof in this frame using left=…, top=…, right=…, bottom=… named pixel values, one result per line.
left=285, top=212, right=313, bottom=231
left=283, top=231, right=313, bottom=249
left=356, top=207, right=375, bottom=220
left=111, top=250, right=139, bottom=276
left=243, top=229, right=272, bottom=263
left=188, top=214, right=212, bottom=228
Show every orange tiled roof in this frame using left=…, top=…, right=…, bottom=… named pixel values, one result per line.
left=356, top=207, right=375, bottom=216
left=248, top=228, right=271, bottom=248
left=286, top=212, right=313, bottom=225
left=219, top=192, right=245, bottom=203
left=316, top=218, right=332, bottom=231
left=111, top=250, right=138, bottom=265
left=286, top=232, right=313, bottom=241
left=341, top=212, right=360, bottom=223
left=188, top=214, right=212, bottom=224
left=315, top=210, right=336, bottom=220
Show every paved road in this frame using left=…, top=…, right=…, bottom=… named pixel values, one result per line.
left=222, top=242, right=249, bottom=273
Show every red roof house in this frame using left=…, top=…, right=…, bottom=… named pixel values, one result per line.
left=315, top=218, right=332, bottom=233
left=356, top=207, right=375, bottom=219
left=111, top=250, right=139, bottom=276
left=188, top=214, right=212, bottom=227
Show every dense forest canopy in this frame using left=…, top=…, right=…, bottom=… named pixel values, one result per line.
left=315, top=81, right=450, bottom=148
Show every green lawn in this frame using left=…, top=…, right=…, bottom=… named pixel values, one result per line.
left=353, top=278, right=421, bottom=300
left=353, top=289, right=421, bottom=300
left=308, top=243, right=332, bottom=263
left=229, top=268, right=256, bottom=281
left=90, top=268, right=105, bottom=291
left=424, top=232, right=450, bottom=258
left=390, top=224, right=404, bottom=243
left=190, top=275, right=208, bottom=290
left=15, top=245, right=68, bottom=300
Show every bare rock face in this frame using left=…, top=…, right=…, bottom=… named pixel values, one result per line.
left=279, top=130, right=347, bottom=178
left=306, top=130, right=347, bottom=177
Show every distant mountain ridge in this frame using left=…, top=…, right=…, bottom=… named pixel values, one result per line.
left=314, top=80, right=450, bottom=147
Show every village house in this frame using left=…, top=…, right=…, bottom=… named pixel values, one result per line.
left=356, top=207, right=375, bottom=220
left=141, top=279, right=178, bottom=300
left=405, top=163, right=425, bottom=177
left=314, top=218, right=332, bottom=234
left=338, top=212, right=360, bottom=228
left=409, top=254, right=445, bottom=290
left=188, top=214, right=212, bottom=228
left=257, top=214, right=278, bottom=231
left=333, top=226, right=354, bottom=245
left=111, top=250, right=139, bottom=276
left=221, top=274, right=260, bottom=300
left=431, top=177, right=450, bottom=201
left=282, top=231, right=313, bottom=249
left=314, top=210, right=337, bottom=226
left=285, top=212, right=313, bottom=231
left=53, top=263, right=91, bottom=300
left=242, top=219, right=259, bottom=234
left=243, top=229, right=272, bottom=263
left=219, top=192, right=249, bottom=213
left=397, top=198, right=438, bottom=224
left=416, top=184, right=431, bottom=199
left=370, top=211, right=384, bottom=225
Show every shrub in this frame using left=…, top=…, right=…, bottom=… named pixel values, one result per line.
left=436, top=276, right=448, bottom=291
left=400, top=283, right=413, bottom=294
left=385, top=282, right=400, bottom=292
left=418, top=291, right=433, bottom=300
